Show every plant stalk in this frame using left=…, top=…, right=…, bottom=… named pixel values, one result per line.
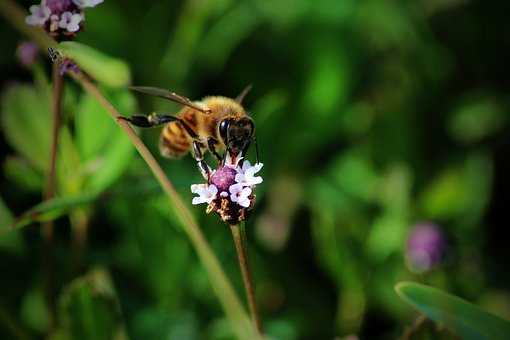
left=42, top=63, right=64, bottom=241
left=230, top=223, right=263, bottom=334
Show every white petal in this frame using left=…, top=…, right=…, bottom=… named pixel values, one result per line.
left=191, top=184, right=206, bottom=194
left=234, top=173, right=246, bottom=184
left=207, top=184, right=218, bottom=196
left=238, top=197, right=251, bottom=208
left=253, top=162, right=264, bottom=172
left=229, top=183, right=243, bottom=195
left=67, top=14, right=83, bottom=32
left=73, top=0, right=104, bottom=8
left=248, top=175, right=263, bottom=185
left=241, top=160, right=252, bottom=172
left=192, top=197, right=206, bottom=205
left=240, top=187, right=252, bottom=198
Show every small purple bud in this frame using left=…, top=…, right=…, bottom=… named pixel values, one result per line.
left=59, top=58, right=79, bottom=75
left=46, top=0, right=76, bottom=14
left=16, top=42, right=39, bottom=67
left=406, top=222, right=446, bottom=273
left=209, top=166, right=237, bottom=192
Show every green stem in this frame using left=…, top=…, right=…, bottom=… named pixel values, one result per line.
left=230, top=223, right=263, bottom=334
left=42, top=63, right=64, bottom=241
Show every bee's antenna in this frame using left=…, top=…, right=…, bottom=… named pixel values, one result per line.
left=254, top=137, right=260, bottom=164
left=235, top=84, right=253, bottom=104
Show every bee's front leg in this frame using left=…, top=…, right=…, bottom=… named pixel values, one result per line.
left=118, top=112, right=178, bottom=128
left=192, top=141, right=211, bottom=180
left=207, top=137, right=223, bottom=164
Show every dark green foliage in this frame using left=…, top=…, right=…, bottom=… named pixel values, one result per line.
left=1, top=0, right=509, bottom=338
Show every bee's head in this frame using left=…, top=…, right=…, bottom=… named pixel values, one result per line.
left=219, top=116, right=255, bottom=159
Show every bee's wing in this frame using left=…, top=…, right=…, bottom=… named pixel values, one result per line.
left=129, top=86, right=211, bottom=114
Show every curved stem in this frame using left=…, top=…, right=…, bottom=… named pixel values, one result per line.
left=230, top=223, right=263, bottom=334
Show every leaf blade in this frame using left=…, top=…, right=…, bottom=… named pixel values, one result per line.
left=395, top=282, right=510, bottom=340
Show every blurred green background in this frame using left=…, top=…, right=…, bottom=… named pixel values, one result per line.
left=1, top=0, right=510, bottom=339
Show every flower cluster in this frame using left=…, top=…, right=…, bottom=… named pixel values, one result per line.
left=25, top=0, right=103, bottom=39
left=191, top=160, right=263, bottom=224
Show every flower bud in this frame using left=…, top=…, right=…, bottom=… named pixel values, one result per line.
left=406, top=222, right=445, bottom=273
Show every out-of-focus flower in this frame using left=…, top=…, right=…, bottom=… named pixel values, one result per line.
left=59, top=58, right=79, bottom=75
left=72, top=0, right=103, bottom=8
left=16, top=42, right=39, bottom=67
left=406, top=222, right=446, bottom=273
left=26, top=3, right=51, bottom=26
left=191, top=160, right=263, bottom=224
left=58, top=11, right=82, bottom=32
left=25, top=0, right=103, bottom=38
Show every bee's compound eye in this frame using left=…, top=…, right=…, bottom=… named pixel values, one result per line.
left=219, top=119, right=231, bottom=142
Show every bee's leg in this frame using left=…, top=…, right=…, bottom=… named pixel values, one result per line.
left=253, top=137, right=260, bottom=164
left=118, top=112, right=178, bottom=128
left=207, top=137, right=222, bottom=164
left=192, top=141, right=211, bottom=180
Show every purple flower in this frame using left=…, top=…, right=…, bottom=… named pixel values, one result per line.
left=191, top=159, right=263, bottom=224
left=25, top=0, right=103, bottom=37
left=16, top=42, right=39, bottom=67
left=46, top=0, right=75, bottom=13
left=406, top=222, right=446, bottom=273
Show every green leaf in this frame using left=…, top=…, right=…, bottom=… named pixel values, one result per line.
left=58, top=41, right=131, bottom=87
left=395, top=282, right=510, bottom=340
left=3, top=156, right=44, bottom=191
left=0, top=84, right=81, bottom=195
left=1, top=84, right=52, bottom=172
left=75, top=88, right=135, bottom=192
left=448, top=96, right=506, bottom=143
left=20, top=287, right=51, bottom=333
left=8, top=192, right=99, bottom=230
left=58, top=268, right=127, bottom=340
left=0, top=196, right=25, bottom=255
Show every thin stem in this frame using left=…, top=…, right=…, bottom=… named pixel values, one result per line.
left=42, top=63, right=64, bottom=241
left=230, top=223, right=263, bottom=334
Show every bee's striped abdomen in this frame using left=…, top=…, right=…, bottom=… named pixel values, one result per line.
left=159, top=121, right=192, bottom=158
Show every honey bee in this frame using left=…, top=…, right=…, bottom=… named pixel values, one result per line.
left=121, top=86, right=257, bottom=179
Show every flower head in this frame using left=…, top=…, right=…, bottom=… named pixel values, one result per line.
left=406, top=222, right=446, bottom=273
left=25, top=0, right=103, bottom=38
left=191, top=160, right=263, bottom=224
